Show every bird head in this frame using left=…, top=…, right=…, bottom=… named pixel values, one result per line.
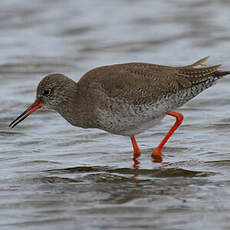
left=9, top=73, right=76, bottom=128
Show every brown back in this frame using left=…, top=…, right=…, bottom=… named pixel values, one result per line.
left=77, top=57, right=229, bottom=105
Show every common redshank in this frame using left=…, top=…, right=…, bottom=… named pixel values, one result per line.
left=9, top=57, right=230, bottom=163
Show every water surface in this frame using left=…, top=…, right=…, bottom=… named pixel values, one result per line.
left=1, top=0, right=230, bottom=229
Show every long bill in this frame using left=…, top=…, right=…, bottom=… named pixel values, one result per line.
left=9, top=100, right=42, bottom=128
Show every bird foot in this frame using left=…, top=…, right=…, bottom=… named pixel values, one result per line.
left=152, top=148, right=163, bottom=163
left=132, top=150, right=141, bottom=169
left=132, top=157, right=140, bottom=169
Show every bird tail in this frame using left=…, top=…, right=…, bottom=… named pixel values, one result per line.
left=184, top=56, right=230, bottom=78
left=215, top=70, right=230, bottom=78
left=183, top=56, right=209, bottom=68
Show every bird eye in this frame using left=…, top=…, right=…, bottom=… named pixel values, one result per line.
left=43, top=88, right=52, bottom=97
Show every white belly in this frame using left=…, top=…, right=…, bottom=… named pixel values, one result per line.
left=95, top=98, right=170, bottom=136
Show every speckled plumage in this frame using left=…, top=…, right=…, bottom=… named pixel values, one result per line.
left=11, top=57, right=230, bottom=137
left=64, top=57, right=229, bottom=136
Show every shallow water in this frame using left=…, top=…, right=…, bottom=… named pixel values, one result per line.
left=1, top=0, right=230, bottom=229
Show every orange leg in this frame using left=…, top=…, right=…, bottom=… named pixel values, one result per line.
left=152, top=111, right=184, bottom=162
left=130, top=136, right=141, bottom=169
left=130, top=136, right=141, bottom=158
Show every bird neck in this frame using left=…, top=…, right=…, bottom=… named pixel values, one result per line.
left=57, top=85, right=95, bottom=128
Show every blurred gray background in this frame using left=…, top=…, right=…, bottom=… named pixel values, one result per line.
left=1, top=1, right=230, bottom=230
